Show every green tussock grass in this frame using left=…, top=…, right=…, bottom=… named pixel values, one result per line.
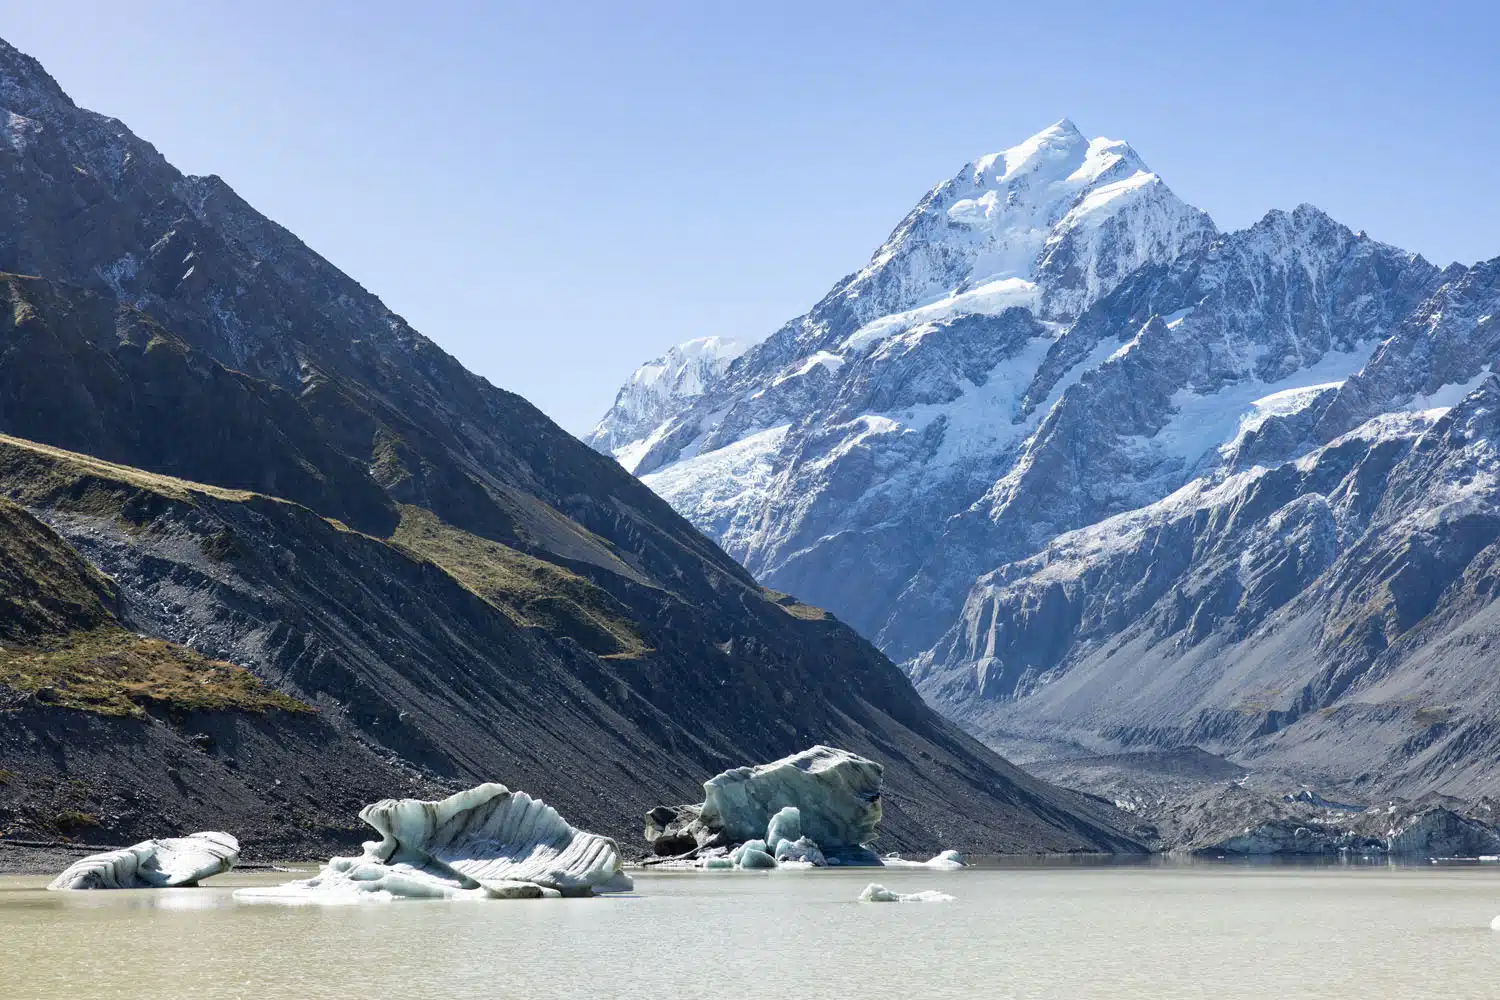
left=0, top=626, right=311, bottom=718
left=391, top=505, right=647, bottom=657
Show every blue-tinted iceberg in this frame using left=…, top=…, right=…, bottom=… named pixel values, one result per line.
left=647, top=746, right=970, bottom=872
left=48, top=831, right=240, bottom=890
left=236, top=783, right=631, bottom=903
left=699, top=746, right=883, bottom=856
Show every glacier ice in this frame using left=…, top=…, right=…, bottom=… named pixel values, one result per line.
left=765, top=805, right=803, bottom=847
left=734, top=846, right=777, bottom=870
left=773, top=836, right=826, bottom=865
left=858, top=883, right=955, bottom=903
left=649, top=746, right=969, bottom=872
left=697, top=745, right=883, bottom=856
left=645, top=746, right=884, bottom=866
left=48, top=831, right=239, bottom=890
left=880, top=849, right=968, bottom=870
left=236, top=783, right=631, bottom=903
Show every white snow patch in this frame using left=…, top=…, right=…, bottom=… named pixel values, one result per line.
left=774, top=351, right=846, bottom=384
left=642, top=423, right=789, bottom=554
left=1403, top=366, right=1492, bottom=412
left=840, top=278, right=1041, bottom=354
left=1142, top=345, right=1378, bottom=466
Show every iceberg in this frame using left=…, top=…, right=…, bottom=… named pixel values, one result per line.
left=880, top=849, right=968, bottom=870
left=236, top=783, right=632, bottom=903
left=648, top=746, right=970, bottom=872
left=48, top=832, right=239, bottom=890
left=645, top=746, right=886, bottom=867
left=858, top=882, right=955, bottom=903
left=699, top=746, right=883, bottom=853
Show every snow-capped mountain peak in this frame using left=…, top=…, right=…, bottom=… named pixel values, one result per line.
left=838, top=121, right=1211, bottom=333
left=586, top=335, right=746, bottom=468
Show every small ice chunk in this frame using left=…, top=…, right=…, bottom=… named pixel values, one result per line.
left=858, top=882, right=955, bottom=903
left=49, top=832, right=239, bottom=890
left=736, top=846, right=777, bottom=869
left=730, top=838, right=769, bottom=865
left=1491, top=914, right=1500, bottom=931
left=702, top=856, right=735, bottom=870
left=765, top=806, right=803, bottom=847
left=926, top=850, right=966, bottom=869
left=774, top=836, right=826, bottom=865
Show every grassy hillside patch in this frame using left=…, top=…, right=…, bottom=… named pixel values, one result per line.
left=765, top=590, right=832, bottom=621
left=391, top=505, right=647, bottom=656
left=0, top=626, right=310, bottom=718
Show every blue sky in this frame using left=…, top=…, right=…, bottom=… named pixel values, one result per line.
left=6, top=2, right=1499, bottom=433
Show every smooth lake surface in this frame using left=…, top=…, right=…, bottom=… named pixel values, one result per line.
left=5, top=861, right=1500, bottom=999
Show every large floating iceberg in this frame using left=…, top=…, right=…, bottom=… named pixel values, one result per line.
left=646, top=745, right=967, bottom=871
left=237, top=783, right=632, bottom=903
left=48, top=832, right=239, bottom=890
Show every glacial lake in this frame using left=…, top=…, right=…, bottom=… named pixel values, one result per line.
left=4, top=860, right=1500, bottom=999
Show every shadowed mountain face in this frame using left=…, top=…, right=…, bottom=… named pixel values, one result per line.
left=0, top=38, right=1137, bottom=856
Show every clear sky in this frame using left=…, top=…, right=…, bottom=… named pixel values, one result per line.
left=5, top=2, right=1498, bottom=433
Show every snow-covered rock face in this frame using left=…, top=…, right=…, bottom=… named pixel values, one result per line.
left=917, top=312, right=1500, bottom=799
left=237, top=784, right=631, bottom=902
left=595, top=118, right=1500, bottom=801
left=590, top=121, right=1217, bottom=649
left=48, top=832, right=239, bottom=890
left=593, top=121, right=1437, bottom=671
left=587, top=336, right=746, bottom=470
left=828, top=119, right=1215, bottom=332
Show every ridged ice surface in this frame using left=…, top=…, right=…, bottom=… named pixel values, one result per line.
left=236, top=784, right=632, bottom=903
left=48, top=831, right=239, bottom=890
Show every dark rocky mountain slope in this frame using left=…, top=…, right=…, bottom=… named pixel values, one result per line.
left=0, top=39, right=1135, bottom=857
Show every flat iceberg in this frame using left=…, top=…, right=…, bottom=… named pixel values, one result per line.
left=236, top=783, right=632, bottom=903
left=880, top=849, right=968, bottom=870
left=49, top=831, right=240, bottom=890
left=858, top=882, right=955, bottom=903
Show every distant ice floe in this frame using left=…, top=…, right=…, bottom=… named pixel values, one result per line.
left=879, top=849, right=967, bottom=870
left=236, top=783, right=632, bottom=903
left=858, top=883, right=954, bottom=903
left=48, top=832, right=239, bottom=890
left=644, top=745, right=967, bottom=872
